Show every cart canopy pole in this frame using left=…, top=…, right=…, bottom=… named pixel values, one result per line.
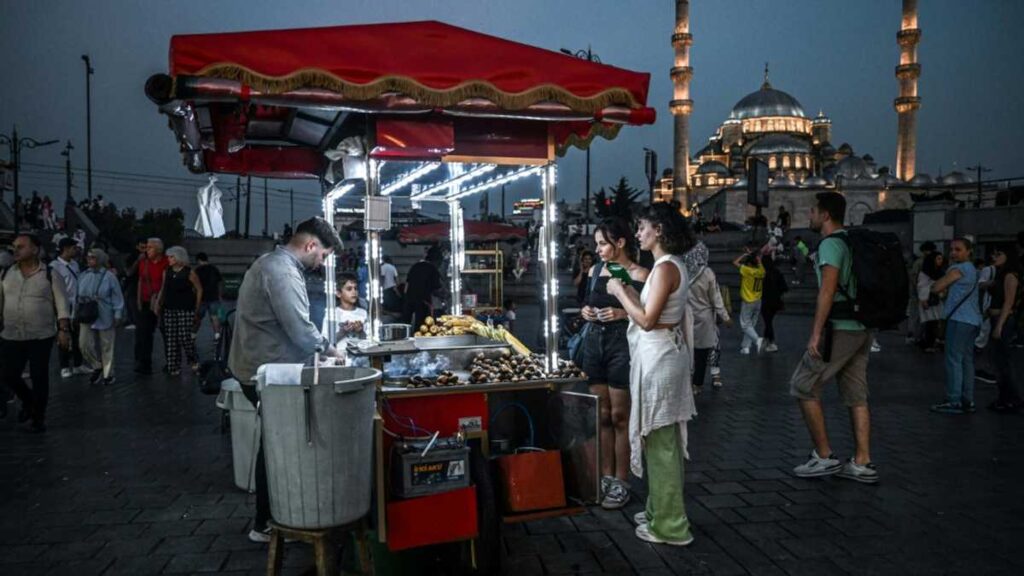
left=447, top=164, right=466, bottom=316
left=366, top=157, right=383, bottom=342
left=541, top=162, right=559, bottom=371
left=322, top=181, right=354, bottom=345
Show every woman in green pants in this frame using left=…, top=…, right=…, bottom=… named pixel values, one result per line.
left=606, top=203, right=697, bottom=546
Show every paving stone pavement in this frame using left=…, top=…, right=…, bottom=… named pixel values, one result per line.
left=1, top=313, right=1023, bottom=575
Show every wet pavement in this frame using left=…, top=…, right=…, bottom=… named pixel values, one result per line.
left=1, top=313, right=1023, bottom=575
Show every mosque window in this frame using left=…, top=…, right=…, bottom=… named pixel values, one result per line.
left=783, top=156, right=791, bottom=168
left=769, top=157, right=777, bottom=169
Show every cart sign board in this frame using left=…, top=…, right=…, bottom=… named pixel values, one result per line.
left=364, top=196, right=392, bottom=231
left=747, top=159, right=769, bottom=207
left=513, top=198, right=543, bottom=215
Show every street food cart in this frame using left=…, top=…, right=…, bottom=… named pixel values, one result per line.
left=146, top=20, right=655, bottom=572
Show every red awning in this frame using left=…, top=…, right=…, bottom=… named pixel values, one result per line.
left=147, top=21, right=655, bottom=178
left=398, top=221, right=527, bottom=244
left=169, top=21, right=652, bottom=116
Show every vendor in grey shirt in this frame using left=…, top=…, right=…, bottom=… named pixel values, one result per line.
left=229, top=216, right=344, bottom=543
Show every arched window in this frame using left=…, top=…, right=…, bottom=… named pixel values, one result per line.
left=782, top=156, right=791, bottom=168
left=769, top=156, right=777, bottom=169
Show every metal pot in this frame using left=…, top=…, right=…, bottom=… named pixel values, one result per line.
left=380, top=323, right=411, bottom=341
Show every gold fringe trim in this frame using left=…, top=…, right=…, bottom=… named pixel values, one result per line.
left=555, top=124, right=623, bottom=156
left=185, top=63, right=642, bottom=113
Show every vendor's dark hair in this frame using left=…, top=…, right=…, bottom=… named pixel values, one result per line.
left=638, top=203, right=695, bottom=255
left=594, top=218, right=634, bottom=254
left=337, top=272, right=358, bottom=286
left=425, top=245, right=443, bottom=262
left=294, top=217, right=343, bottom=251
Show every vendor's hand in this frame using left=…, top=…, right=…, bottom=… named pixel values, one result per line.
left=351, top=321, right=364, bottom=333
left=807, top=331, right=822, bottom=359
left=58, top=330, right=70, bottom=351
left=606, top=277, right=625, bottom=297
left=597, top=307, right=620, bottom=322
left=580, top=306, right=598, bottom=321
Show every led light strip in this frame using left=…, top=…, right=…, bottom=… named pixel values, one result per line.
left=446, top=165, right=544, bottom=201
left=381, top=162, right=441, bottom=196
left=410, top=164, right=496, bottom=200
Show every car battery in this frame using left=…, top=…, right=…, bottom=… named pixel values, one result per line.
left=391, top=436, right=471, bottom=499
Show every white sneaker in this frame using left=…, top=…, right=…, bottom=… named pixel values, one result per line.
left=764, top=342, right=779, bottom=353
left=248, top=527, right=272, bottom=543
left=635, top=523, right=693, bottom=546
left=756, top=337, right=767, bottom=354
left=600, top=479, right=630, bottom=510
left=739, top=348, right=751, bottom=355
left=633, top=511, right=649, bottom=525
left=74, top=366, right=94, bottom=375
left=60, top=368, right=73, bottom=379
left=835, top=458, right=879, bottom=484
left=124, top=324, right=136, bottom=330
left=870, top=341, right=882, bottom=353
left=711, top=374, right=723, bottom=388
left=792, top=449, right=842, bottom=478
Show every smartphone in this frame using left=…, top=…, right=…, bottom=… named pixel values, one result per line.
left=822, top=321, right=835, bottom=363
left=606, top=262, right=632, bottom=283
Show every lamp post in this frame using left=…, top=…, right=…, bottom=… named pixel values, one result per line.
left=966, top=163, right=991, bottom=208
left=0, top=127, right=59, bottom=234
left=61, top=141, right=74, bottom=208
left=560, top=46, right=600, bottom=230
left=81, top=55, right=94, bottom=200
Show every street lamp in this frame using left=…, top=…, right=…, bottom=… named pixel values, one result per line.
left=0, top=126, right=60, bottom=234
left=560, top=46, right=600, bottom=229
left=82, top=54, right=94, bottom=200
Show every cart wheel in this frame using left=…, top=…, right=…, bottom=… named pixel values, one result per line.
left=466, top=442, right=501, bottom=575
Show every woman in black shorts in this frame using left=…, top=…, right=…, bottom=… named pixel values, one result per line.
left=580, top=218, right=649, bottom=509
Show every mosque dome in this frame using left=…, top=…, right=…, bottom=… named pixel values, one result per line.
left=908, top=173, right=934, bottom=187
left=803, top=175, right=830, bottom=188
left=729, top=81, right=806, bottom=120
left=771, top=174, right=799, bottom=188
left=745, top=133, right=811, bottom=156
left=835, top=155, right=870, bottom=180
left=696, top=160, right=731, bottom=176
left=940, top=171, right=974, bottom=186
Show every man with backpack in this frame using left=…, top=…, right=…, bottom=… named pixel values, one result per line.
left=789, top=192, right=879, bottom=484
left=0, top=234, right=72, bottom=432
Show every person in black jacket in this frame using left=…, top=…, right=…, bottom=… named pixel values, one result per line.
left=760, top=254, right=788, bottom=352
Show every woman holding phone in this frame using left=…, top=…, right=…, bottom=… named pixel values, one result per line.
left=579, top=218, right=648, bottom=510
left=606, top=203, right=697, bottom=546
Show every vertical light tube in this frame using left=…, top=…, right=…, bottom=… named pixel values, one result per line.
left=322, top=194, right=337, bottom=345
left=365, top=157, right=383, bottom=342
left=542, top=162, right=559, bottom=371
left=447, top=164, right=465, bottom=315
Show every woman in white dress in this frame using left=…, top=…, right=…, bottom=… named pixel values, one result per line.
left=606, top=203, right=697, bottom=546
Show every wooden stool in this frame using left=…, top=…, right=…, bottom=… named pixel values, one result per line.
left=266, top=520, right=372, bottom=576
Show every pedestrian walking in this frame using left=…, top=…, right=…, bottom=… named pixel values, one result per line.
left=78, top=248, right=124, bottom=385
left=155, top=246, right=202, bottom=376
left=683, top=241, right=730, bottom=394
left=907, top=242, right=937, bottom=344
left=790, top=192, right=878, bottom=484
left=986, top=245, right=1021, bottom=412
left=580, top=218, right=648, bottom=510
left=929, top=238, right=984, bottom=414
left=135, top=238, right=169, bottom=374
left=733, top=246, right=765, bottom=354
left=0, top=234, right=72, bottom=432
left=228, top=217, right=344, bottom=543
left=123, top=238, right=147, bottom=329
left=760, top=254, right=788, bottom=352
left=193, top=252, right=224, bottom=342
left=791, top=235, right=810, bottom=285
left=402, top=246, right=445, bottom=328
left=573, top=250, right=595, bottom=305
left=41, top=196, right=57, bottom=230
left=916, top=252, right=945, bottom=352
left=974, top=257, right=997, bottom=351
left=605, top=203, right=696, bottom=546
left=50, top=237, right=89, bottom=378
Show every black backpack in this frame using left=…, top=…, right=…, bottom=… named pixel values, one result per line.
left=828, top=229, right=909, bottom=330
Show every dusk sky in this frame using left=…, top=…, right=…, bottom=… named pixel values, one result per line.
left=2, top=0, right=1022, bottom=231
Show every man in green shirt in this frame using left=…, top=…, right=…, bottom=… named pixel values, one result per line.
left=788, top=192, right=877, bottom=484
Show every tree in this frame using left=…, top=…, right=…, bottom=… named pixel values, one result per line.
left=594, top=177, right=644, bottom=222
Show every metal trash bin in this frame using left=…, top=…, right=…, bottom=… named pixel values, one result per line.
left=215, top=379, right=258, bottom=492
left=258, top=365, right=380, bottom=529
